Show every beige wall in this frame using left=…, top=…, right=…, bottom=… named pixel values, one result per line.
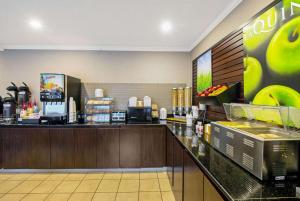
left=0, top=54, right=3, bottom=89
left=0, top=50, right=191, bottom=100
left=191, top=0, right=274, bottom=60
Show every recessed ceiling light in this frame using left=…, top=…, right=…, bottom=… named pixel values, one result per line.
left=28, top=19, right=43, bottom=30
left=160, top=21, right=173, bottom=34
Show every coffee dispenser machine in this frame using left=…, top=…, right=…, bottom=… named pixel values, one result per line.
left=0, top=96, right=3, bottom=116
left=2, top=93, right=16, bottom=123
left=17, top=82, right=31, bottom=105
left=40, top=73, right=81, bottom=124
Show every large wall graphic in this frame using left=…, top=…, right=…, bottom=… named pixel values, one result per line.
left=243, top=0, right=300, bottom=109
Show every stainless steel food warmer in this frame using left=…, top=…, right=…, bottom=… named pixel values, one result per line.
left=211, top=103, right=300, bottom=181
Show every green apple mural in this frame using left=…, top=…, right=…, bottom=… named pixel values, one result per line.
left=283, top=0, right=300, bottom=14
left=243, top=57, right=263, bottom=99
left=243, top=7, right=277, bottom=52
left=253, top=85, right=300, bottom=108
left=243, top=0, right=300, bottom=125
left=267, top=16, right=300, bottom=75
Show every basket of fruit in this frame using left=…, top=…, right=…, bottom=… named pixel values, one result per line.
left=196, top=82, right=240, bottom=106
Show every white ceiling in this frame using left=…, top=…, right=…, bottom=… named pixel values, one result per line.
left=0, top=0, right=242, bottom=52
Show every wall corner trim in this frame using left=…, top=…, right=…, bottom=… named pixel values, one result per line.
left=189, top=0, right=244, bottom=51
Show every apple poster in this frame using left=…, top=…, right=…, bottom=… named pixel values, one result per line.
left=243, top=0, right=300, bottom=110
left=196, top=50, right=212, bottom=93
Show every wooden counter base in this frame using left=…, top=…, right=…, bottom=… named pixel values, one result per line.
left=0, top=125, right=166, bottom=169
left=0, top=124, right=224, bottom=201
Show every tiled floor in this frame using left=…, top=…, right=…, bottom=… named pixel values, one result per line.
left=0, top=171, right=175, bottom=201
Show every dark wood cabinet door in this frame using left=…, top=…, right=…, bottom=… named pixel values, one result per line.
left=14, top=129, right=29, bottom=168
left=96, top=128, right=120, bottom=168
left=2, top=129, right=19, bottom=168
left=204, top=177, right=224, bottom=201
left=2, top=128, right=50, bottom=169
left=74, top=128, right=97, bottom=168
left=3, top=128, right=28, bottom=168
left=141, top=126, right=166, bottom=167
left=120, top=127, right=141, bottom=168
left=27, top=128, right=50, bottom=168
left=173, top=139, right=184, bottom=201
left=184, top=150, right=204, bottom=201
left=0, top=129, right=4, bottom=168
left=50, top=128, right=75, bottom=168
left=166, top=129, right=174, bottom=186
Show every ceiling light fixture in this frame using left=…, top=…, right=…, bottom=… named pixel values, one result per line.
left=28, top=18, right=43, bottom=30
left=160, top=21, right=173, bottom=34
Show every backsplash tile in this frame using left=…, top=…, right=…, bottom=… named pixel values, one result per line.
left=81, top=83, right=186, bottom=112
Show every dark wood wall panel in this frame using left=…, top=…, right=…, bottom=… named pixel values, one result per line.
left=193, top=28, right=244, bottom=121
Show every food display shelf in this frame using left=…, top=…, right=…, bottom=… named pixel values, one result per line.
left=84, top=97, right=113, bottom=123
left=196, top=82, right=240, bottom=106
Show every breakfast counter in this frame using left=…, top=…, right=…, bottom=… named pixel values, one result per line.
left=167, top=122, right=300, bottom=201
left=0, top=121, right=299, bottom=201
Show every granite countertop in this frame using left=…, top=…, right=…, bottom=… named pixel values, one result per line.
left=166, top=122, right=300, bottom=201
left=0, top=120, right=167, bottom=128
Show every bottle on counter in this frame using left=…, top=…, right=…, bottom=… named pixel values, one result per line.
left=33, top=99, right=39, bottom=113
left=196, top=121, right=203, bottom=137
left=204, top=123, right=212, bottom=144
left=186, top=113, right=193, bottom=127
left=20, top=102, right=27, bottom=119
left=27, top=101, right=33, bottom=115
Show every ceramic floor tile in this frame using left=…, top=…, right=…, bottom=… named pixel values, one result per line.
left=140, top=172, right=157, bottom=179
left=161, top=191, right=175, bottom=201
left=44, top=193, right=71, bottom=201
left=0, top=174, right=14, bottom=180
left=9, top=180, right=42, bottom=194
left=121, top=173, right=139, bottom=180
left=92, top=193, right=116, bottom=201
left=65, top=173, right=86, bottom=181
left=46, top=174, right=69, bottom=181
left=157, top=172, right=168, bottom=179
left=75, top=180, right=100, bottom=193
left=68, top=193, right=94, bottom=201
left=8, top=174, right=32, bottom=181
left=27, top=173, right=51, bottom=181
left=0, top=181, right=23, bottom=193
left=139, top=179, right=160, bottom=192
left=21, top=194, right=49, bottom=201
left=102, top=173, right=122, bottom=180
left=84, top=173, right=104, bottom=180
left=31, top=180, right=61, bottom=194
left=139, top=192, right=162, bottom=201
left=53, top=180, right=81, bottom=193
left=159, top=179, right=172, bottom=191
left=115, top=192, right=138, bottom=201
left=0, top=194, right=26, bottom=201
left=97, top=180, right=120, bottom=193
left=118, top=180, right=139, bottom=193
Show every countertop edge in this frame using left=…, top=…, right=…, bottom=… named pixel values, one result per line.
left=166, top=124, right=234, bottom=201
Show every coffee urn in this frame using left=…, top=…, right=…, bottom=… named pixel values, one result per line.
left=3, top=93, right=16, bottom=123
left=0, top=96, right=3, bottom=116
left=6, top=82, right=18, bottom=102
left=17, top=82, right=31, bottom=105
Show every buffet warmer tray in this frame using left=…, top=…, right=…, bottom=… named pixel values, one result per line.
left=210, top=104, right=300, bottom=181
